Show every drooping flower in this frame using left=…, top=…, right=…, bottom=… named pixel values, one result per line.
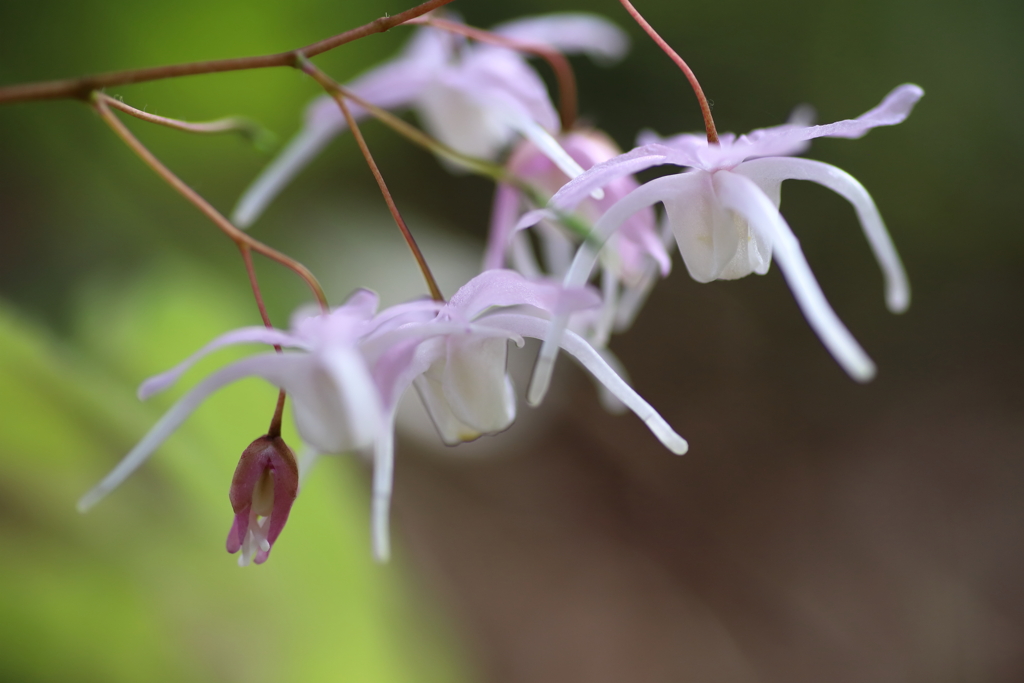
left=77, top=289, right=386, bottom=516
left=78, top=271, right=686, bottom=565
left=226, top=435, right=299, bottom=566
left=486, top=129, right=675, bottom=348
left=232, top=13, right=630, bottom=227
left=524, top=84, right=924, bottom=403
left=361, top=269, right=688, bottom=560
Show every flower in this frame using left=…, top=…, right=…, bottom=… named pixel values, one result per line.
left=232, top=13, right=630, bottom=227
left=226, top=435, right=299, bottom=566
left=485, top=129, right=673, bottom=347
left=76, top=289, right=386, bottom=515
left=78, top=271, right=687, bottom=564
left=524, top=84, right=924, bottom=403
left=363, top=269, right=687, bottom=560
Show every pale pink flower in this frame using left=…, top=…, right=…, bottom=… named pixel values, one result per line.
left=78, top=272, right=686, bottom=564
left=363, top=269, right=687, bottom=560
left=76, top=289, right=386, bottom=516
left=485, top=129, right=673, bottom=346
left=232, top=13, right=630, bottom=227
left=525, top=84, right=924, bottom=404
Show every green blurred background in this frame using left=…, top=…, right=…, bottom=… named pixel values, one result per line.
left=1, top=0, right=1022, bottom=681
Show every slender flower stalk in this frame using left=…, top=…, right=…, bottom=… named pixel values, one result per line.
left=328, top=84, right=512, bottom=182
left=407, top=16, right=580, bottom=130
left=92, top=93, right=329, bottom=311
left=524, top=84, right=923, bottom=403
left=315, top=77, right=605, bottom=252
left=618, top=0, right=718, bottom=144
left=0, top=0, right=457, bottom=104
left=232, top=13, right=626, bottom=227
left=101, top=96, right=275, bottom=149
left=240, top=245, right=290, bottom=437
left=299, top=57, right=445, bottom=302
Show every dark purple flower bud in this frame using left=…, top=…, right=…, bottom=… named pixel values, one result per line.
left=225, top=435, right=299, bottom=566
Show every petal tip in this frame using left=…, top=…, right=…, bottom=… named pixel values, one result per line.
left=887, top=289, right=911, bottom=314
left=76, top=491, right=99, bottom=513
left=526, top=362, right=554, bottom=406
left=644, top=416, right=688, bottom=455
left=852, top=360, right=878, bottom=383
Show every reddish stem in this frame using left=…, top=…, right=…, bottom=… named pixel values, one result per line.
left=408, top=16, right=579, bottom=131
left=300, top=59, right=445, bottom=303
left=617, top=0, right=718, bottom=144
left=267, top=389, right=287, bottom=439
left=240, top=245, right=288, bottom=440
left=93, top=94, right=329, bottom=311
left=101, top=97, right=263, bottom=138
left=0, top=0, right=456, bottom=104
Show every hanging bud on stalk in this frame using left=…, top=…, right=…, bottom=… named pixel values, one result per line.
left=226, top=435, right=299, bottom=566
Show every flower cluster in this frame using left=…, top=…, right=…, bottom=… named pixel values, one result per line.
left=80, top=270, right=686, bottom=563
left=76, top=9, right=922, bottom=565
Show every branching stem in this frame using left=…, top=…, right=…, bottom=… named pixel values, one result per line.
left=92, top=93, right=329, bottom=310
left=240, top=246, right=289, bottom=441
left=0, top=0, right=456, bottom=104
left=101, top=97, right=273, bottom=146
left=299, top=58, right=444, bottom=302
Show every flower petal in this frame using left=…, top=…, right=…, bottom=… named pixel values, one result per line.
left=371, top=408, right=398, bottom=562
left=798, top=83, right=924, bottom=140
left=483, top=182, right=523, bottom=271
left=292, top=345, right=383, bottom=454
left=485, top=313, right=687, bottom=454
left=79, top=353, right=307, bottom=512
left=529, top=173, right=702, bottom=405
left=735, top=157, right=910, bottom=313
left=722, top=84, right=924, bottom=167
left=231, top=27, right=451, bottom=227
left=492, top=13, right=630, bottom=65
left=547, top=144, right=679, bottom=215
left=447, top=269, right=600, bottom=320
left=505, top=112, right=594, bottom=190
left=713, top=171, right=877, bottom=381
left=441, top=336, right=517, bottom=434
left=138, top=326, right=305, bottom=400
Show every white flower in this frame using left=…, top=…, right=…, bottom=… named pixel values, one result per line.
left=78, top=272, right=686, bottom=566
left=77, top=289, right=386, bottom=513
left=363, top=269, right=687, bottom=560
left=232, top=13, right=630, bottom=227
left=525, top=84, right=924, bottom=403
left=485, top=129, right=674, bottom=348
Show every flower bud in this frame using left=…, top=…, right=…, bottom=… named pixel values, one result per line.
left=225, top=435, right=299, bottom=566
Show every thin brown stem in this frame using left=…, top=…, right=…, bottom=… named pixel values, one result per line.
left=102, top=96, right=271, bottom=144
left=300, top=59, right=445, bottom=303
left=240, top=245, right=288, bottom=441
left=239, top=244, right=279, bottom=331
left=617, top=0, right=718, bottom=144
left=267, top=390, right=287, bottom=439
left=0, top=0, right=455, bottom=104
left=332, top=83, right=510, bottom=182
left=408, top=16, right=579, bottom=131
left=93, top=93, right=329, bottom=310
